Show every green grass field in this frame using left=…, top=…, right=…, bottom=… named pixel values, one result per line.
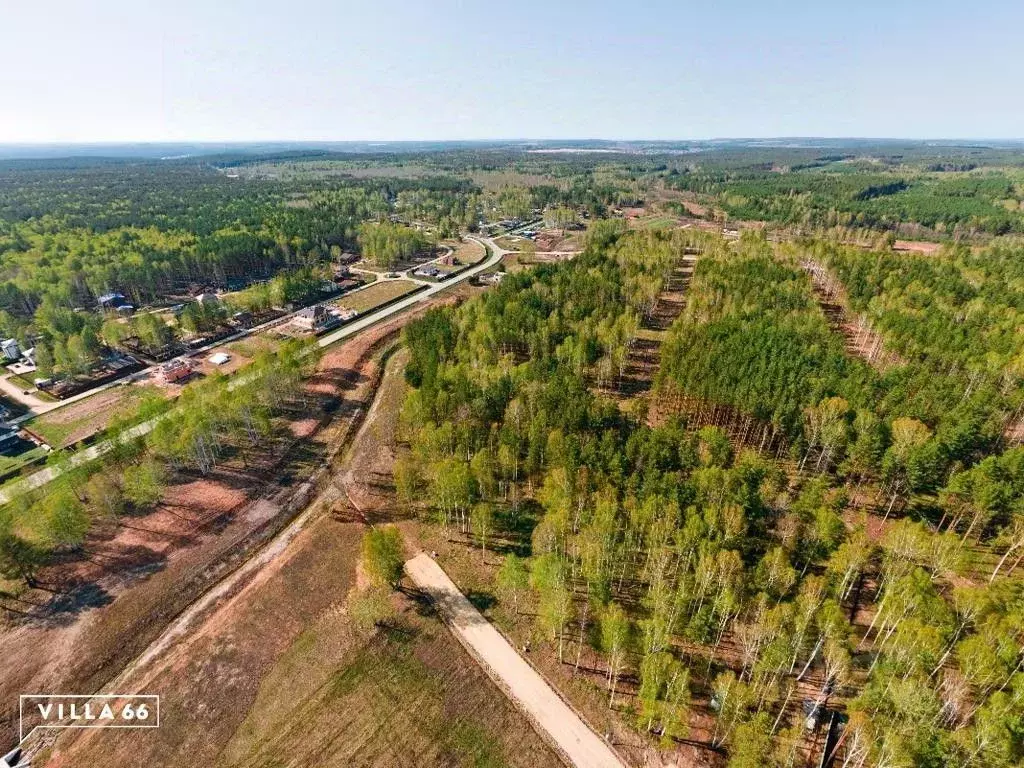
left=30, top=384, right=162, bottom=448
left=337, top=280, right=422, bottom=313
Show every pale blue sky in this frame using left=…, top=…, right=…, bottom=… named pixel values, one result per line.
left=1, top=0, right=1021, bottom=142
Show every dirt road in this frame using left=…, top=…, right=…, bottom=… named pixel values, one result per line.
left=405, top=553, right=627, bottom=768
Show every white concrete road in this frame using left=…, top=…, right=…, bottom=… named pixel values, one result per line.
left=0, top=236, right=505, bottom=505
left=406, top=552, right=626, bottom=768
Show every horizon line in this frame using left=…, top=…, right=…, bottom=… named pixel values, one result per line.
left=2, top=136, right=1024, bottom=146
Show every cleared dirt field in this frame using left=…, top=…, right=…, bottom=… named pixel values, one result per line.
left=893, top=239, right=942, bottom=254
left=0, top=300, right=456, bottom=753
left=336, top=279, right=423, bottom=313
left=216, top=598, right=561, bottom=768
left=534, top=230, right=582, bottom=252
left=192, top=349, right=251, bottom=377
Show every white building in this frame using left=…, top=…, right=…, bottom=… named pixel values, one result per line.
left=0, top=339, right=20, bottom=361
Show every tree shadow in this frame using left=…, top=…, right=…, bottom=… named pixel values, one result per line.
left=39, top=582, right=113, bottom=626
left=465, top=589, right=496, bottom=614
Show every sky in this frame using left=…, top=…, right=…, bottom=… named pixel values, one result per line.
left=1, top=0, right=1022, bottom=143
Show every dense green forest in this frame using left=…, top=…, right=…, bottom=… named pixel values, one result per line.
left=1, top=143, right=1023, bottom=767
left=0, top=162, right=480, bottom=375
left=665, top=160, right=1024, bottom=235
left=658, top=235, right=1013, bottom=494
left=397, top=225, right=1024, bottom=767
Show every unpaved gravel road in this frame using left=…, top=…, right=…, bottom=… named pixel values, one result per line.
left=406, top=553, right=626, bottom=768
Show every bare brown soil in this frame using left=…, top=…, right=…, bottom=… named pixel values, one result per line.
left=893, top=239, right=942, bottom=254
left=535, top=230, right=581, bottom=252
left=45, top=334, right=558, bottom=768
left=44, top=516, right=364, bottom=767
left=0, top=299, right=457, bottom=750
left=192, top=349, right=252, bottom=377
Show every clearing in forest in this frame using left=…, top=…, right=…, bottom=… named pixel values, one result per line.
left=28, top=384, right=165, bottom=448
left=334, top=279, right=423, bottom=313
left=801, top=259, right=901, bottom=369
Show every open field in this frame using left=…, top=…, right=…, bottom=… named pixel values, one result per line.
left=493, top=234, right=535, bottom=252
left=335, top=279, right=423, bottom=313
left=28, top=384, right=164, bottom=448
left=628, top=213, right=681, bottom=230
left=0, top=444, right=48, bottom=480
left=0, top=303, right=449, bottom=751
left=443, top=237, right=486, bottom=266
left=216, top=600, right=562, bottom=768
left=223, top=335, right=282, bottom=360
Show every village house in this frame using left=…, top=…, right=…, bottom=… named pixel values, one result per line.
left=292, top=304, right=340, bottom=333
left=1, top=338, right=20, bottom=361
left=159, top=358, right=193, bottom=384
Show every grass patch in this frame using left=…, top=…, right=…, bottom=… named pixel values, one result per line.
left=632, top=214, right=679, bottom=230
left=0, top=444, right=48, bottom=481
left=493, top=235, right=525, bottom=251
left=225, top=335, right=281, bottom=360
left=444, top=239, right=486, bottom=266
left=335, top=280, right=421, bottom=314
left=30, top=384, right=162, bottom=448
left=221, top=609, right=560, bottom=768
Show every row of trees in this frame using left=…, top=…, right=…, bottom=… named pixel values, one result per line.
left=0, top=340, right=319, bottom=592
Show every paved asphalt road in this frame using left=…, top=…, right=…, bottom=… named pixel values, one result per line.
left=0, top=235, right=505, bottom=505
left=406, top=552, right=626, bottom=768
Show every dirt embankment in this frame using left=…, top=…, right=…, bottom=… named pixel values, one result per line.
left=0, top=300, right=453, bottom=751
left=46, top=335, right=559, bottom=768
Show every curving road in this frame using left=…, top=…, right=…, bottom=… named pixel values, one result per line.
left=0, top=235, right=506, bottom=506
